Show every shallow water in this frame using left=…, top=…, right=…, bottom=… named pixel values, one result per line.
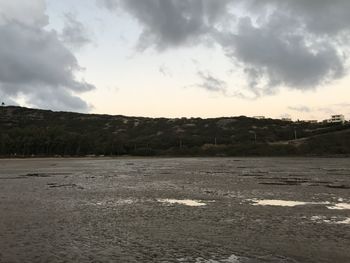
left=157, top=199, right=208, bottom=207
left=249, top=199, right=350, bottom=209
left=249, top=199, right=318, bottom=207
left=311, top=216, right=350, bottom=225
left=1, top=157, right=349, bottom=262
left=327, top=203, right=350, bottom=210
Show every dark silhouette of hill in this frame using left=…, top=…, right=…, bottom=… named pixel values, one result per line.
left=0, top=106, right=349, bottom=157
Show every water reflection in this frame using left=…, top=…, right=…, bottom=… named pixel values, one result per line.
left=311, top=216, right=350, bottom=225
left=249, top=199, right=329, bottom=207
left=327, top=203, right=350, bottom=210
left=157, top=199, right=208, bottom=207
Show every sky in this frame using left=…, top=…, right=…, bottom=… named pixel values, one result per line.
left=0, top=0, right=350, bottom=120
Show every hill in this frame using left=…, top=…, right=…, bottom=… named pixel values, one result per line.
left=0, top=106, right=349, bottom=157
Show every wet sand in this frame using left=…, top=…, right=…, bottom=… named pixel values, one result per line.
left=0, top=158, right=349, bottom=263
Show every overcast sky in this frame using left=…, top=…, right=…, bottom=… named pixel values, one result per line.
left=0, top=0, right=350, bottom=120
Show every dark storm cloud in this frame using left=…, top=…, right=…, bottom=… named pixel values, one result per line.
left=98, top=0, right=232, bottom=49
left=96, top=0, right=119, bottom=10
left=217, top=16, right=344, bottom=94
left=0, top=1, right=94, bottom=112
left=61, top=13, right=91, bottom=49
left=246, top=0, right=350, bottom=36
left=218, top=0, right=348, bottom=94
left=98, top=0, right=350, bottom=95
left=24, top=87, right=91, bottom=111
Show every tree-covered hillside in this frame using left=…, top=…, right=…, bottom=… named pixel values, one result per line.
left=0, top=106, right=349, bottom=157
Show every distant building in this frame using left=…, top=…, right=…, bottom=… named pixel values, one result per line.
left=253, top=116, right=265, bottom=120
left=327, top=115, right=345, bottom=124
left=281, top=118, right=292, bottom=122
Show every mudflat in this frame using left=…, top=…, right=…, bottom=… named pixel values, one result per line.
left=0, top=158, right=349, bottom=263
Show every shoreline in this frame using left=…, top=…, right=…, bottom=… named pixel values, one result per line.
left=1, top=155, right=350, bottom=160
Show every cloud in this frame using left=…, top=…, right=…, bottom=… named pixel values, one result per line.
left=217, top=16, right=344, bottom=95
left=196, top=71, right=227, bottom=94
left=333, top=103, right=350, bottom=108
left=98, top=0, right=232, bottom=50
left=317, top=107, right=335, bottom=115
left=280, top=113, right=292, bottom=119
left=96, top=0, right=119, bottom=10
left=246, top=0, right=350, bottom=36
left=288, top=105, right=312, bottom=113
left=0, top=0, right=94, bottom=112
left=24, top=88, right=92, bottom=111
left=317, top=103, right=350, bottom=116
left=287, top=103, right=350, bottom=116
left=60, top=13, right=91, bottom=49
left=0, top=90, right=18, bottom=106
left=158, top=65, right=172, bottom=77
left=98, top=0, right=350, bottom=95
left=0, top=0, right=48, bottom=27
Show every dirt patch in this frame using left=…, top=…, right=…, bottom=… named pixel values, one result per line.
left=22, top=173, right=51, bottom=177
left=326, top=184, right=350, bottom=189
left=47, top=183, right=84, bottom=189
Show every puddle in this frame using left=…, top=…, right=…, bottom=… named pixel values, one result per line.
left=311, top=216, right=350, bottom=225
left=23, top=173, right=51, bottom=178
left=337, top=218, right=350, bottom=224
left=92, top=199, right=135, bottom=207
left=47, top=183, right=84, bottom=189
left=180, top=253, right=295, bottom=263
left=327, top=203, right=350, bottom=210
left=194, top=255, right=240, bottom=263
left=22, top=172, right=72, bottom=178
left=249, top=199, right=328, bottom=207
left=157, top=199, right=208, bottom=207
left=179, top=254, right=242, bottom=263
left=249, top=199, right=350, bottom=211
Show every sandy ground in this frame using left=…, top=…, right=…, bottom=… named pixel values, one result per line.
left=0, top=157, right=349, bottom=263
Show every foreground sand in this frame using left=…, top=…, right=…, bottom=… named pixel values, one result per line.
left=0, top=158, right=349, bottom=263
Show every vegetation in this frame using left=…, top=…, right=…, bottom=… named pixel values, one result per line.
left=0, top=106, right=349, bottom=157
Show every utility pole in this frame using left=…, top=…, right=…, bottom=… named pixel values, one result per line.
left=214, top=137, right=217, bottom=146
left=254, top=132, right=257, bottom=144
